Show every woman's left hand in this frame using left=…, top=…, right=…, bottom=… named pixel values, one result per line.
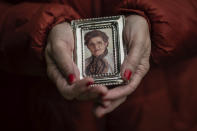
left=94, top=15, right=151, bottom=118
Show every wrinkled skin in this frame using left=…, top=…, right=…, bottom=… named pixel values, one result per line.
left=45, top=15, right=151, bottom=117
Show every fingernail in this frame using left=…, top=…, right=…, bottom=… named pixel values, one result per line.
left=124, top=69, right=132, bottom=80
left=68, top=74, right=75, bottom=84
left=86, top=81, right=94, bottom=87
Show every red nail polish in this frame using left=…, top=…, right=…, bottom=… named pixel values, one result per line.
left=86, top=81, right=94, bottom=87
left=124, top=69, right=132, bottom=80
left=68, top=74, right=75, bottom=84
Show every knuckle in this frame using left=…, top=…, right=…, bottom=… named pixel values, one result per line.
left=56, top=79, right=74, bottom=100
left=61, top=84, right=75, bottom=100
left=127, top=57, right=138, bottom=65
left=143, top=62, right=150, bottom=74
left=146, top=62, right=150, bottom=71
left=126, top=85, right=134, bottom=94
left=142, top=62, right=150, bottom=73
left=127, top=84, right=137, bottom=94
left=127, top=84, right=133, bottom=90
left=138, top=61, right=150, bottom=75
left=126, top=58, right=138, bottom=70
left=143, top=41, right=150, bottom=50
left=135, top=40, right=145, bottom=47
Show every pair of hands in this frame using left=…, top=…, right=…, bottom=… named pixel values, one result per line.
left=45, top=15, right=151, bottom=118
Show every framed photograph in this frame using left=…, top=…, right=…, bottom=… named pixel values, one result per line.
left=71, top=15, right=126, bottom=86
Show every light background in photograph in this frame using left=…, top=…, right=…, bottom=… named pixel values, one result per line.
left=82, top=28, right=114, bottom=59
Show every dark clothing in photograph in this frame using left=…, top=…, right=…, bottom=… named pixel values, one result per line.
left=85, top=49, right=114, bottom=75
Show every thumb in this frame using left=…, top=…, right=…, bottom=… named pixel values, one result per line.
left=121, top=15, right=150, bottom=81
left=51, top=40, right=80, bottom=84
left=121, top=41, right=144, bottom=81
left=48, top=22, right=80, bottom=84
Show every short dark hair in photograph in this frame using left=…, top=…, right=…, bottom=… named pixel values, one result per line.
left=84, top=30, right=109, bottom=46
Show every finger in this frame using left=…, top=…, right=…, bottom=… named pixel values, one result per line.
left=48, top=23, right=80, bottom=84
left=45, top=53, right=75, bottom=100
left=72, top=77, right=94, bottom=96
left=76, top=85, right=108, bottom=100
left=121, top=18, right=150, bottom=81
left=90, top=85, right=108, bottom=96
left=102, top=58, right=150, bottom=100
left=46, top=53, right=95, bottom=100
left=94, top=97, right=127, bottom=118
left=50, top=40, right=79, bottom=84
left=121, top=38, right=144, bottom=82
left=100, top=100, right=111, bottom=108
left=94, top=100, right=111, bottom=109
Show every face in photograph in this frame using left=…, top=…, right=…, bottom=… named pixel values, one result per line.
left=87, top=36, right=108, bottom=57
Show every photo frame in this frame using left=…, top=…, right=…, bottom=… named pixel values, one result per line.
left=71, top=15, right=126, bottom=86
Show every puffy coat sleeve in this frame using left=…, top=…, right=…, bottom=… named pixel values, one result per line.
left=0, top=1, right=80, bottom=75
left=117, top=0, right=197, bottom=64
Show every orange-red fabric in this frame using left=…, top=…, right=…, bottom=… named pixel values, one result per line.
left=117, top=0, right=197, bottom=64
left=1, top=0, right=197, bottom=68
left=0, top=1, right=80, bottom=75
left=0, top=0, right=197, bottom=131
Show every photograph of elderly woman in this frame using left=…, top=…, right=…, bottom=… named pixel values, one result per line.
left=84, top=29, right=114, bottom=76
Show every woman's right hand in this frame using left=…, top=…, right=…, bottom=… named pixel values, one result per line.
left=45, top=22, right=108, bottom=100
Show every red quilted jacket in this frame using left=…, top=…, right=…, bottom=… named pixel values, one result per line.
left=1, top=0, right=197, bottom=131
